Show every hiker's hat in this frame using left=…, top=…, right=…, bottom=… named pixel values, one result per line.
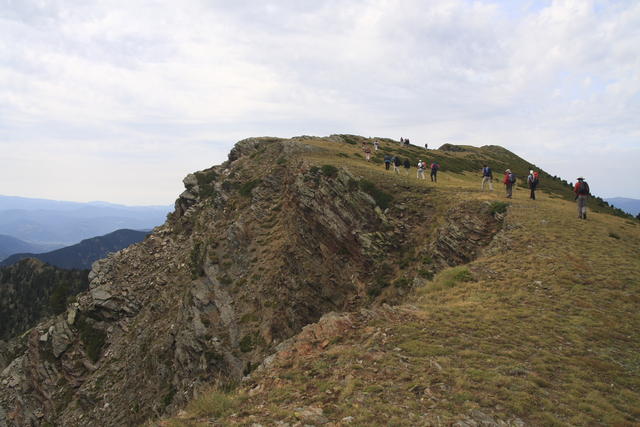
left=505, top=169, right=511, bottom=173
left=529, top=170, right=534, bottom=174
left=577, top=177, right=584, bottom=180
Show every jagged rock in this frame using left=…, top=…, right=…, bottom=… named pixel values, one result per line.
left=180, top=190, right=197, bottom=201
left=67, top=305, right=78, bottom=326
left=51, top=318, right=74, bottom=358
left=183, top=173, right=198, bottom=189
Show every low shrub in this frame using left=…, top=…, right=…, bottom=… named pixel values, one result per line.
left=76, top=316, right=107, bottom=363
left=489, top=201, right=510, bottom=215
left=359, top=180, right=393, bottom=210
left=239, top=179, right=261, bottom=197
left=320, top=164, right=339, bottom=178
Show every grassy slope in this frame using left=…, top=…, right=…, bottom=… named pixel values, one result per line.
left=158, top=136, right=640, bottom=426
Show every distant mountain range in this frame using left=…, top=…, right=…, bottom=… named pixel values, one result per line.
left=0, top=229, right=149, bottom=270
left=0, top=195, right=172, bottom=246
left=0, top=234, right=62, bottom=261
left=605, top=197, right=640, bottom=216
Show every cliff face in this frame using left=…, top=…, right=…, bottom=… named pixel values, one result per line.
left=0, top=136, right=504, bottom=426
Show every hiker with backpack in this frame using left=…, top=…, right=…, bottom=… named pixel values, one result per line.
left=383, top=154, right=392, bottom=170
left=417, top=160, right=426, bottom=179
left=503, top=169, right=516, bottom=198
left=574, top=177, right=590, bottom=219
left=403, top=158, right=411, bottom=175
left=393, top=156, right=401, bottom=174
left=481, top=165, right=493, bottom=191
left=362, top=143, right=372, bottom=161
left=430, top=161, right=440, bottom=182
left=373, top=140, right=380, bottom=151
left=527, top=170, right=539, bottom=200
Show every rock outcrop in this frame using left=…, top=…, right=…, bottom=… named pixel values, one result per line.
left=0, top=136, right=504, bottom=426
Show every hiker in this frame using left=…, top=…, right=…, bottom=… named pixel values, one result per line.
left=373, top=140, right=379, bottom=151
left=363, top=144, right=372, bottom=161
left=574, top=177, right=590, bottom=219
left=383, top=154, right=392, bottom=170
left=503, top=169, right=516, bottom=198
left=417, top=160, right=426, bottom=179
left=430, top=161, right=440, bottom=182
left=527, top=170, right=539, bottom=200
left=481, top=165, right=493, bottom=191
left=393, top=156, right=401, bottom=174
left=424, top=143, right=428, bottom=150
left=405, top=138, right=410, bottom=145
left=400, top=137, right=404, bottom=145
left=403, top=158, right=411, bottom=175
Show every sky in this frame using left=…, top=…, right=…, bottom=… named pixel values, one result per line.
left=0, top=0, right=638, bottom=205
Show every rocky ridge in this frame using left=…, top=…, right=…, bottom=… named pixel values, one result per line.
left=0, top=136, right=505, bottom=426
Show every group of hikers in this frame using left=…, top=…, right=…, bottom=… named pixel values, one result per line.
left=361, top=140, right=591, bottom=220
left=497, top=168, right=539, bottom=200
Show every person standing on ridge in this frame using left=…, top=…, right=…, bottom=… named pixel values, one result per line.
left=403, top=158, right=411, bottom=175
left=574, top=177, right=590, bottom=219
left=503, top=169, right=515, bottom=198
left=373, top=140, right=379, bottom=151
left=527, top=170, right=539, bottom=200
left=430, top=161, right=440, bottom=182
left=417, top=160, right=426, bottom=179
left=481, top=165, right=493, bottom=191
left=363, top=143, right=372, bottom=161
left=384, top=154, right=392, bottom=170
left=424, top=143, right=428, bottom=150
left=393, top=156, right=401, bottom=174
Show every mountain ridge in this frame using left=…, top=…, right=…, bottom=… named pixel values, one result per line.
left=0, top=235, right=61, bottom=262
left=0, top=229, right=149, bottom=269
left=0, top=135, right=638, bottom=426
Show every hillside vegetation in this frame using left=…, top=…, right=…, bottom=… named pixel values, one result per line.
left=0, top=258, right=89, bottom=341
left=159, top=136, right=640, bottom=426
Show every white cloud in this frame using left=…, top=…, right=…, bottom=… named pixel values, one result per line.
left=0, top=0, right=638, bottom=204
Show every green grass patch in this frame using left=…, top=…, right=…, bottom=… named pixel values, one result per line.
left=320, top=164, right=339, bottom=178
left=76, top=316, right=107, bottom=363
left=186, top=389, right=242, bottom=418
left=239, top=179, right=261, bottom=197
left=489, top=201, right=510, bottom=215
left=359, top=180, right=393, bottom=210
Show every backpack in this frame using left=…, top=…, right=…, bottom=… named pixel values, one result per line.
left=431, top=163, right=439, bottom=171
left=483, top=167, right=491, bottom=177
left=509, top=173, right=516, bottom=184
left=578, top=181, right=590, bottom=195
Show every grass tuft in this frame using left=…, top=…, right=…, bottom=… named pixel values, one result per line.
left=359, top=180, right=393, bottom=210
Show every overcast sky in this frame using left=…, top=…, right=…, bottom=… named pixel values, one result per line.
left=1, top=0, right=638, bottom=205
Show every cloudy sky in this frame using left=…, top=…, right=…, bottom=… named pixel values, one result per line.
left=1, top=0, right=638, bottom=205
